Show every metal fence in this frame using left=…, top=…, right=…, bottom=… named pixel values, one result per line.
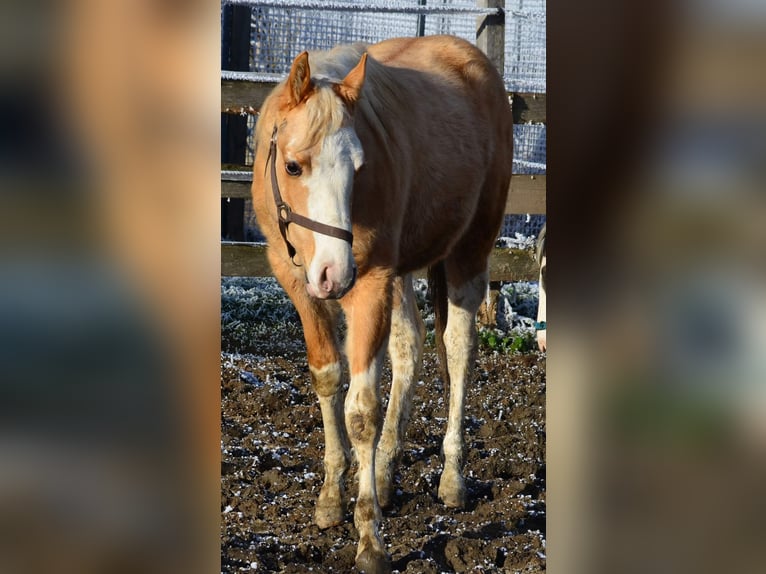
left=224, top=0, right=545, bottom=92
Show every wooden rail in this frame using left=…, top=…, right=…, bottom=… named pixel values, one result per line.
left=221, top=79, right=546, bottom=125
left=222, top=242, right=539, bottom=281
left=222, top=169, right=545, bottom=215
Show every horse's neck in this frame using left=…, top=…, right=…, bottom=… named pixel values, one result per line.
left=356, top=68, right=416, bottom=162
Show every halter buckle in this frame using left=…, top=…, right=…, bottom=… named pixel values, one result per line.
left=277, top=202, right=292, bottom=223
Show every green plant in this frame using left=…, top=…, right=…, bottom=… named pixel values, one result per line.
left=478, top=328, right=536, bottom=354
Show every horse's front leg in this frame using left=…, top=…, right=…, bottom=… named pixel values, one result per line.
left=269, top=250, right=350, bottom=529
left=340, top=269, right=394, bottom=574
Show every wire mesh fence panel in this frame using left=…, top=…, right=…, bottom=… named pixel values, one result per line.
left=499, top=213, right=545, bottom=243
left=240, top=0, right=545, bottom=93
left=504, top=0, right=545, bottom=93
left=513, top=123, right=546, bottom=175
left=250, top=6, right=421, bottom=73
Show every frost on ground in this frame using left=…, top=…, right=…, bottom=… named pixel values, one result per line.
left=221, top=348, right=546, bottom=573
left=496, top=232, right=538, bottom=252
left=498, top=281, right=540, bottom=332
left=222, top=277, right=305, bottom=356
left=221, top=261, right=546, bottom=573
left=222, top=273, right=541, bottom=356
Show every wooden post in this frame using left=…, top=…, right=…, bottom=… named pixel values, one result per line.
left=221, top=4, right=252, bottom=71
left=476, top=0, right=505, bottom=74
left=221, top=4, right=251, bottom=241
left=477, top=1, right=505, bottom=326
left=477, top=281, right=501, bottom=328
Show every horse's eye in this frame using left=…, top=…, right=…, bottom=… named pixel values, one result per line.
left=285, top=161, right=302, bottom=177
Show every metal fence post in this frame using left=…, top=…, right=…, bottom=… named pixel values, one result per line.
left=417, top=0, right=427, bottom=37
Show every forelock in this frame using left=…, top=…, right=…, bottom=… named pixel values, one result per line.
left=295, top=83, right=346, bottom=152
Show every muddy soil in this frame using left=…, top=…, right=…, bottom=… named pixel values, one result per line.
left=221, top=344, right=545, bottom=573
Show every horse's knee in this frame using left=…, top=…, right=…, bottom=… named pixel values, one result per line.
left=346, top=409, right=381, bottom=444
left=310, top=362, right=342, bottom=397
left=345, top=383, right=381, bottom=439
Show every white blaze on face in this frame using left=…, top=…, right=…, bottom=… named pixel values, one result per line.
left=304, top=126, right=364, bottom=296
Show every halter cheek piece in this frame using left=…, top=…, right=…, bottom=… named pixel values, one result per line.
left=266, top=125, right=354, bottom=265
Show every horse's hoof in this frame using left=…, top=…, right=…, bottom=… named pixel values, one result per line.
left=375, top=458, right=395, bottom=509
left=355, top=545, right=392, bottom=574
left=375, top=480, right=394, bottom=510
left=438, top=472, right=466, bottom=508
left=315, top=501, right=344, bottom=529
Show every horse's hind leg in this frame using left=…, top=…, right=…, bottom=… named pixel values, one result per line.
left=376, top=274, right=425, bottom=508
left=438, top=264, right=488, bottom=508
left=268, top=250, right=350, bottom=529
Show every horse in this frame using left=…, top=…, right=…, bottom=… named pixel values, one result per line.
left=536, top=223, right=547, bottom=352
left=250, top=35, right=513, bottom=573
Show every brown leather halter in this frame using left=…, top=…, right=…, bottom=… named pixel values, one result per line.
left=266, top=125, right=354, bottom=265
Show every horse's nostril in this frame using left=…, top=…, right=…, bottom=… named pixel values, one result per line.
left=319, top=265, right=334, bottom=293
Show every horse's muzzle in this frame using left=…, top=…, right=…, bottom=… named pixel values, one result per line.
left=306, top=264, right=357, bottom=300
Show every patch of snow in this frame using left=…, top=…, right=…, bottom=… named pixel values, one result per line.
left=239, top=370, right=263, bottom=387
left=496, top=232, right=537, bottom=251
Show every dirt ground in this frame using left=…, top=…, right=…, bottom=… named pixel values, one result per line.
left=221, top=342, right=546, bottom=573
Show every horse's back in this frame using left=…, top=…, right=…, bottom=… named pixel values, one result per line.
left=369, top=36, right=494, bottom=81
left=367, top=36, right=507, bottom=115
left=360, top=36, right=513, bottom=273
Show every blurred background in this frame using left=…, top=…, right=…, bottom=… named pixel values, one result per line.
left=0, top=0, right=763, bottom=572
left=548, top=0, right=766, bottom=573
left=0, top=0, right=219, bottom=572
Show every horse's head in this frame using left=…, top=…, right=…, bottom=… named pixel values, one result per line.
left=258, top=50, right=367, bottom=300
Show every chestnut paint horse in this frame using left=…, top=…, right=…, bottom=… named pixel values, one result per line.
left=251, top=35, right=512, bottom=573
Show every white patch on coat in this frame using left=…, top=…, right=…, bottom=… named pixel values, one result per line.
left=304, top=126, right=364, bottom=291
left=344, top=345, right=385, bottom=542
left=377, top=275, right=425, bottom=504
left=442, top=273, right=486, bottom=472
left=309, top=362, right=343, bottom=396
left=309, top=361, right=349, bottom=519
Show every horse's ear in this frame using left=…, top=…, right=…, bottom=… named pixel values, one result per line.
left=287, top=51, right=312, bottom=107
left=334, top=53, right=367, bottom=108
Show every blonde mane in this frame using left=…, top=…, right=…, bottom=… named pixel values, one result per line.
left=264, top=43, right=362, bottom=152
left=309, top=44, right=400, bottom=159
left=309, top=42, right=368, bottom=83
left=260, top=42, right=401, bottom=155
left=295, top=83, right=346, bottom=152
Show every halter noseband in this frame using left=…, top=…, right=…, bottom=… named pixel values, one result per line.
left=266, top=125, right=354, bottom=265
